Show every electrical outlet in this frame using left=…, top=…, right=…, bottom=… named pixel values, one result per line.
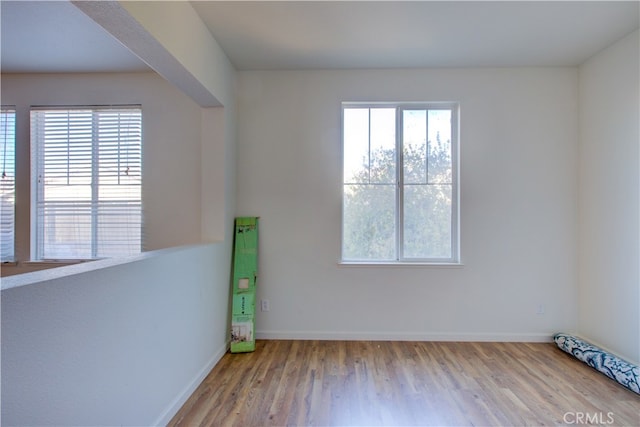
left=261, top=299, right=270, bottom=312
left=536, top=304, right=545, bottom=315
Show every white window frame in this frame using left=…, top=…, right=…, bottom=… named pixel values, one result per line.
left=341, top=102, right=460, bottom=264
left=30, top=106, right=143, bottom=261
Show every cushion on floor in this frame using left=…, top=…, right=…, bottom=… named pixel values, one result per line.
left=554, top=333, right=639, bottom=395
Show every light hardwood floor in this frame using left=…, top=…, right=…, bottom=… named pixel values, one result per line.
left=169, top=340, right=639, bottom=426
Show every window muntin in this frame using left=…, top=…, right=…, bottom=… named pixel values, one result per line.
left=342, top=103, right=459, bottom=263
left=1, top=108, right=16, bottom=261
left=30, top=107, right=142, bottom=260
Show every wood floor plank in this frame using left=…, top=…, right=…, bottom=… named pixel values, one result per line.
left=168, top=341, right=640, bottom=426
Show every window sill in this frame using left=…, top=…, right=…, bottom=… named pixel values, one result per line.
left=22, top=260, right=90, bottom=267
left=2, top=251, right=156, bottom=291
left=339, top=261, right=464, bottom=268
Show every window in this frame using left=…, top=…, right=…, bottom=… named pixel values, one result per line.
left=30, top=107, right=142, bottom=260
left=1, top=107, right=16, bottom=261
left=342, top=103, right=459, bottom=263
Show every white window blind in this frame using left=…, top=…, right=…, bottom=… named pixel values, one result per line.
left=30, top=107, right=142, bottom=260
left=1, top=108, right=16, bottom=261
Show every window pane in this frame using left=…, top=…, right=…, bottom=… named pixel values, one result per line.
left=42, top=110, right=93, bottom=185
left=0, top=108, right=15, bottom=261
left=342, top=103, right=458, bottom=263
left=428, top=110, right=452, bottom=184
left=369, top=108, right=396, bottom=184
left=343, top=108, right=369, bottom=184
left=343, top=184, right=396, bottom=260
left=97, top=185, right=141, bottom=257
left=403, top=110, right=427, bottom=184
left=97, top=110, right=142, bottom=185
left=403, top=184, right=452, bottom=259
left=32, top=108, right=142, bottom=260
left=39, top=195, right=93, bottom=259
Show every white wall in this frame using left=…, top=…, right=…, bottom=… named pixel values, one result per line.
left=237, top=68, right=578, bottom=341
left=578, top=30, right=640, bottom=365
left=1, top=69, right=238, bottom=425
left=1, top=73, right=215, bottom=275
left=1, top=244, right=231, bottom=426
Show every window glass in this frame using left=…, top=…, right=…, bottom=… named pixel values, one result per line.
left=31, top=107, right=142, bottom=260
left=0, top=108, right=16, bottom=261
left=342, top=103, right=458, bottom=263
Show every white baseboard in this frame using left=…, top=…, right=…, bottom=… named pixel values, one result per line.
left=153, top=340, right=229, bottom=427
left=256, top=330, right=553, bottom=342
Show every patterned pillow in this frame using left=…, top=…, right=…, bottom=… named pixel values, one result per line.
left=554, top=333, right=639, bottom=395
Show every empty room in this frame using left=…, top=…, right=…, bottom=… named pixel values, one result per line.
left=1, top=1, right=638, bottom=426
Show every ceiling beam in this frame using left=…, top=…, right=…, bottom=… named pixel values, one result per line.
left=72, top=0, right=235, bottom=108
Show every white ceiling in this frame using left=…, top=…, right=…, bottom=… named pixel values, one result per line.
left=0, top=1, right=150, bottom=73
left=193, top=1, right=640, bottom=69
left=1, top=1, right=639, bottom=73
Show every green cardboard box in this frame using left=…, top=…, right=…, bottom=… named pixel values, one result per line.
left=230, top=217, right=258, bottom=353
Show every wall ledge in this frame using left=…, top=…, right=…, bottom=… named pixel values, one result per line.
left=1, top=244, right=214, bottom=291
